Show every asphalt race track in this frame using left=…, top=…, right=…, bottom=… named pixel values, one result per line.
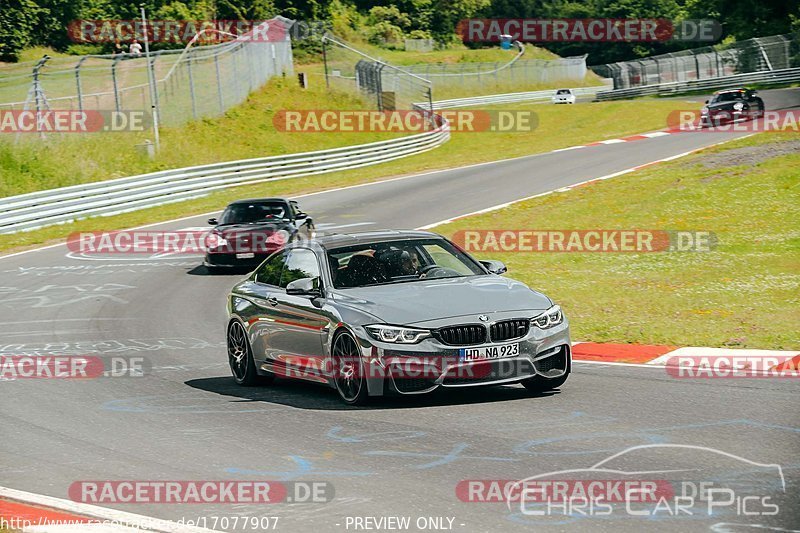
left=1, top=89, right=799, bottom=532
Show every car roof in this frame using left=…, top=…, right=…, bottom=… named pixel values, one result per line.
left=714, top=88, right=747, bottom=94
left=311, top=230, right=443, bottom=250
left=227, top=198, right=291, bottom=205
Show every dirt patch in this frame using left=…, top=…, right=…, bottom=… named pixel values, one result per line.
left=694, top=139, right=800, bottom=170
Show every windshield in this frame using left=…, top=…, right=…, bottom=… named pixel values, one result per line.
left=327, top=238, right=485, bottom=289
left=219, top=202, right=287, bottom=224
left=556, top=89, right=571, bottom=95
left=711, top=91, right=744, bottom=103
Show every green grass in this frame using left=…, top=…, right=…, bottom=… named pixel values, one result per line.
left=432, top=132, right=800, bottom=350
left=0, top=96, right=694, bottom=254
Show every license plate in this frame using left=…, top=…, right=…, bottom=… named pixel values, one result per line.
left=460, top=342, right=519, bottom=362
left=236, top=253, right=255, bottom=259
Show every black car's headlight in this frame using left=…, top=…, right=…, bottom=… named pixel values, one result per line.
left=365, top=325, right=431, bottom=344
left=205, top=233, right=228, bottom=249
left=531, top=305, right=564, bottom=329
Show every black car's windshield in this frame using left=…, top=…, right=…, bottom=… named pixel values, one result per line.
left=219, top=202, right=287, bottom=224
left=327, top=238, right=485, bottom=289
left=711, top=91, right=744, bottom=103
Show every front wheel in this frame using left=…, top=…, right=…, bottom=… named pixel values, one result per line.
left=227, top=320, right=273, bottom=386
left=521, top=372, right=569, bottom=393
left=331, top=331, right=369, bottom=405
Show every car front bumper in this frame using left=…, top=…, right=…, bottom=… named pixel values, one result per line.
left=350, top=321, right=571, bottom=396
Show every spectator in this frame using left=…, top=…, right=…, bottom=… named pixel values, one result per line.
left=129, top=39, right=142, bottom=56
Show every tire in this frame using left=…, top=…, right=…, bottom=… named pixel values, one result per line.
left=331, top=330, right=369, bottom=405
left=521, top=372, right=569, bottom=393
left=227, top=320, right=274, bottom=386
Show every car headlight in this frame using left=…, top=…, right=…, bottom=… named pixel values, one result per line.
left=733, top=102, right=744, bottom=111
left=701, top=107, right=709, bottom=115
left=531, top=305, right=564, bottom=329
left=205, top=233, right=228, bottom=249
left=365, top=325, right=431, bottom=344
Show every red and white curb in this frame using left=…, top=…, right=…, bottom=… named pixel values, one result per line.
left=0, top=486, right=220, bottom=533
left=572, top=342, right=800, bottom=374
left=551, top=130, right=675, bottom=153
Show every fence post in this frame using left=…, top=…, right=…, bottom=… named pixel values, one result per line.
left=75, top=57, right=87, bottom=113
left=112, top=56, right=121, bottom=111
left=322, top=36, right=330, bottom=88
left=187, top=52, right=198, bottom=120
left=376, top=63, right=385, bottom=111
left=215, top=54, right=224, bottom=113
left=149, top=52, right=162, bottom=127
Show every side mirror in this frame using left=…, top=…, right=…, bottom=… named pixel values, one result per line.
left=207, top=218, right=217, bottom=225
left=286, top=277, right=321, bottom=297
left=480, top=260, right=507, bottom=275
left=704, top=99, right=709, bottom=104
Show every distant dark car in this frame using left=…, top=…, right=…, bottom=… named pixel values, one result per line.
left=701, top=88, right=764, bottom=127
left=204, top=198, right=314, bottom=271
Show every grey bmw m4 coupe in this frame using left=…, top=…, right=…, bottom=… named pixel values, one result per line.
left=226, top=230, right=571, bottom=404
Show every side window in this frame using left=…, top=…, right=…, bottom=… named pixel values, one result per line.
left=290, top=201, right=306, bottom=219
left=280, top=249, right=321, bottom=288
left=254, top=252, right=288, bottom=286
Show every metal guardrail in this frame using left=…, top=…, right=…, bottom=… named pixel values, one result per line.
left=595, top=67, right=800, bottom=100
left=0, top=120, right=450, bottom=234
left=420, top=85, right=609, bottom=110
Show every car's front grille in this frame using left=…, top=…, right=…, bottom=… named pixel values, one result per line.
left=435, top=325, right=487, bottom=346
left=490, top=319, right=530, bottom=342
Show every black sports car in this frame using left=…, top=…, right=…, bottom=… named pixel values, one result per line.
left=701, top=88, right=764, bottom=127
left=204, top=198, right=314, bottom=270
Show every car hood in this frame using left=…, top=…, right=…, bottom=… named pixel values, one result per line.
left=215, top=223, right=289, bottom=237
left=330, top=275, right=552, bottom=325
left=706, top=101, right=740, bottom=111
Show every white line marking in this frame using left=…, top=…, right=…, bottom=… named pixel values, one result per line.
left=417, top=135, right=751, bottom=231
left=318, top=222, right=375, bottom=230
left=598, top=139, right=626, bottom=144
left=642, top=131, right=671, bottom=138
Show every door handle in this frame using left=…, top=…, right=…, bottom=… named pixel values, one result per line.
left=267, top=296, right=279, bottom=306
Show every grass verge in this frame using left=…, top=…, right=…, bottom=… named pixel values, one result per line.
left=0, top=98, right=694, bottom=254
left=432, top=132, right=800, bottom=349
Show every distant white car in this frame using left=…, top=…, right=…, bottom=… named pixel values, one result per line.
left=552, top=89, right=576, bottom=104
